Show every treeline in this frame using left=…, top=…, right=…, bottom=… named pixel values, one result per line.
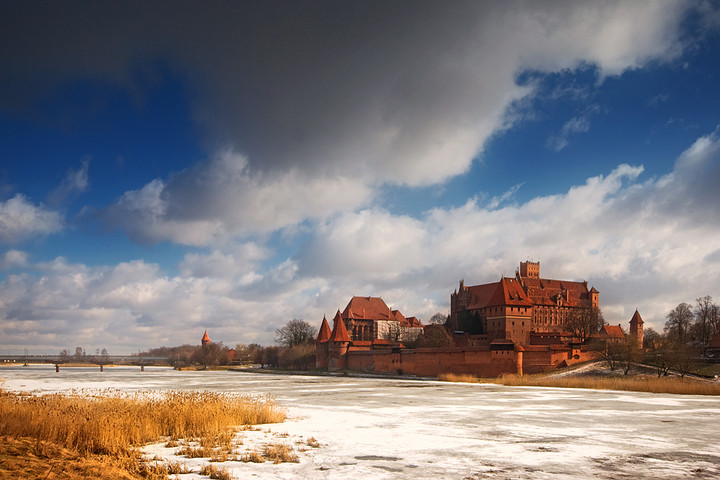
left=135, top=318, right=319, bottom=369
left=599, top=295, right=719, bottom=377
left=139, top=342, right=231, bottom=367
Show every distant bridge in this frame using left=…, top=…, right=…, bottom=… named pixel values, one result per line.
left=0, top=354, right=170, bottom=371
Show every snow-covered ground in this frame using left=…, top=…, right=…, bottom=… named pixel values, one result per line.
left=2, top=365, right=719, bottom=479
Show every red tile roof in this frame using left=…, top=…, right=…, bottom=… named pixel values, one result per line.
left=201, top=330, right=210, bottom=344
left=600, top=324, right=625, bottom=339
left=342, top=296, right=391, bottom=321
left=519, top=276, right=591, bottom=308
left=404, top=316, right=422, bottom=328
left=329, top=310, right=351, bottom=342
left=467, top=277, right=533, bottom=309
left=316, top=315, right=331, bottom=343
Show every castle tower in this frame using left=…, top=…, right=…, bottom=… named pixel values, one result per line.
left=315, top=315, right=332, bottom=369
left=201, top=330, right=211, bottom=346
left=328, top=310, right=350, bottom=370
left=519, top=261, right=540, bottom=279
left=629, top=309, right=644, bottom=350
left=589, top=287, right=599, bottom=308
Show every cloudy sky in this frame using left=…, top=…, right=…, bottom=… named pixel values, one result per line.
left=2, top=1, right=720, bottom=354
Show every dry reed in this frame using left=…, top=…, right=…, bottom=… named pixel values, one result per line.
left=0, top=388, right=285, bottom=478
left=263, top=443, right=299, bottom=463
left=438, top=372, right=720, bottom=395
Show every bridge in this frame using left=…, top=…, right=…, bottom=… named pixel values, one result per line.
left=0, top=354, right=170, bottom=371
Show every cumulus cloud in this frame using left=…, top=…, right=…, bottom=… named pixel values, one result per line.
left=101, top=151, right=373, bottom=245
left=1, top=2, right=698, bottom=244
left=0, top=249, right=28, bottom=269
left=297, top=131, right=720, bottom=331
left=0, top=194, right=63, bottom=244
left=3, top=131, right=720, bottom=351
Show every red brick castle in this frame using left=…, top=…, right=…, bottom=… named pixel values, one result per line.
left=316, top=261, right=641, bottom=377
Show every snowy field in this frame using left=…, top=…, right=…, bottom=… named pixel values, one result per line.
left=2, top=365, right=719, bottom=479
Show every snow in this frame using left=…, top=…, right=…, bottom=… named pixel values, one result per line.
left=2, top=365, right=719, bottom=479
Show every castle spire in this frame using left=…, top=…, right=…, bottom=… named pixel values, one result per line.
left=329, top=309, right=350, bottom=342
left=201, top=330, right=210, bottom=346
left=317, top=315, right=332, bottom=343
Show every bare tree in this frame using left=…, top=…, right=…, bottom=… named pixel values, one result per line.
left=416, top=325, right=452, bottom=348
left=275, top=319, right=317, bottom=347
left=429, top=312, right=447, bottom=325
left=643, top=340, right=674, bottom=377
left=642, top=328, right=661, bottom=350
left=665, top=302, right=693, bottom=344
left=616, top=333, right=642, bottom=375
left=691, top=296, right=719, bottom=354
left=566, top=307, right=604, bottom=343
left=384, top=322, right=402, bottom=342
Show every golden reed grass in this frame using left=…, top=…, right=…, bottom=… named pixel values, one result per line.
left=0, top=388, right=285, bottom=478
left=437, top=372, right=720, bottom=395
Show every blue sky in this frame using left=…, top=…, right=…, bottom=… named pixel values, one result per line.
left=2, top=1, right=720, bottom=354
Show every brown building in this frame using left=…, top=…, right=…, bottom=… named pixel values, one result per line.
left=339, top=296, right=423, bottom=342
left=316, top=262, right=642, bottom=377
left=449, top=261, right=598, bottom=344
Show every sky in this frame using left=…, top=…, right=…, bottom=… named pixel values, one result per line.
left=2, top=1, right=720, bottom=354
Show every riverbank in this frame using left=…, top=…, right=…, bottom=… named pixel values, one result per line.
left=0, top=387, right=286, bottom=479
left=438, top=361, right=720, bottom=395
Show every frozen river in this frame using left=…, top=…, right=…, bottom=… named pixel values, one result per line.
left=2, top=365, right=719, bottom=479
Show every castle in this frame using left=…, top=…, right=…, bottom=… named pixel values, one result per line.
left=316, top=261, right=643, bottom=377
left=449, top=261, right=598, bottom=345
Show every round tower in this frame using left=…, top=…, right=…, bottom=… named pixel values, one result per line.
left=328, top=310, right=350, bottom=371
left=315, top=315, right=332, bottom=369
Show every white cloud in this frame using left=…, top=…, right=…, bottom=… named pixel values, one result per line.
left=296, top=132, right=720, bottom=332
left=0, top=249, right=28, bottom=269
left=48, top=158, right=89, bottom=205
left=0, top=194, right=63, bottom=244
left=4, top=132, right=720, bottom=351
left=102, top=150, right=373, bottom=245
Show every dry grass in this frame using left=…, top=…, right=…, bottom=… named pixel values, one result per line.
left=438, top=372, right=720, bottom=395
left=263, top=443, right=299, bottom=464
left=199, top=463, right=232, bottom=480
left=0, top=388, right=285, bottom=478
left=437, top=373, right=481, bottom=384
left=306, top=437, right=321, bottom=448
left=239, top=450, right=264, bottom=463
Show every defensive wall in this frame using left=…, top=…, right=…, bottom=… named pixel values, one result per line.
left=323, top=343, right=596, bottom=377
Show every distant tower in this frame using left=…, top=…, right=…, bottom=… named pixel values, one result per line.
left=201, top=330, right=211, bottom=346
left=589, top=287, right=599, bottom=308
left=519, top=261, right=540, bottom=278
left=629, top=310, right=644, bottom=350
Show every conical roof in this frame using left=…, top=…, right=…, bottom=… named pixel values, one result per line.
left=317, top=315, right=332, bottom=343
left=630, top=309, right=644, bottom=325
left=329, top=309, right=351, bottom=342
left=201, top=330, right=210, bottom=344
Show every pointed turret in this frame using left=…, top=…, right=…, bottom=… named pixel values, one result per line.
left=629, top=309, right=644, bottom=350
left=201, top=330, right=210, bottom=346
left=317, top=315, right=331, bottom=343
left=330, top=310, right=351, bottom=343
